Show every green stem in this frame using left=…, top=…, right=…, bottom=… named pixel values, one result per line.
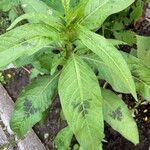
left=66, top=42, right=73, bottom=59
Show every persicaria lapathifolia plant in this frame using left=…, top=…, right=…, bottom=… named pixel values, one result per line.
left=1, top=0, right=149, bottom=149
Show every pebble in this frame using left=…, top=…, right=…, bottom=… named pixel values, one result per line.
left=44, top=133, right=49, bottom=139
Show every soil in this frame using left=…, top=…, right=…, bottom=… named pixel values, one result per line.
left=0, top=3, right=150, bottom=150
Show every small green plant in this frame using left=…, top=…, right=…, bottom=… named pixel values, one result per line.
left=100, top=0, right=143, bottom=44
left=1, top=0, right=149, bottom=149
left=0, top=0, right=21, bottom=22
left=122, top=35, right=150, bottom=101
left=0, top=72, right=6, bottom=84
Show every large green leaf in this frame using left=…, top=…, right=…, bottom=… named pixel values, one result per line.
left=121, top=52, right=150, bottom=101
left=0, top=0, right=12, bottom=11
left=10, top=74, right=59, bottom=137
left=21, top=0, right=51, bottom=14
left=81, top=54, right=132, bottom=93
left=0, top=23, right=60, bottom=68
left=21, top=0, right=63, bottom=19
left=66, top=0, right=88, bottom=26
left=14, top=48, right=55, bottom=72
left=79, top=0, right=134, bottom=30
left=70, top=0, right=79, bottom=7
left=113, top=31, right=136, bottom=45
left=42, top=0, right=64, bottom=13
left=0, top=36, right=51, bottom=68
left=102, top=89, right=139, bottom=144
left=136, top=81, right=150, bottom=101
left=137, top=35, right=150, bottom=68
left=61, top=0, right=70, bottom=16
left=0, top=23, right=58, bottom=51
left=134, top=66, right=150, bottom=101
left=7, top=13, right=63, bottom=32
left=54, top=126, right=73, bottom=150
left=58, top=54, right=104, bottom=150
left=46, top=0, right=79, bottom=12
left=77, top=25, right=137, bottom=99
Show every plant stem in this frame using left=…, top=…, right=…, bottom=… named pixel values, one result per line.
left=66, top=42, right=73, bottom=59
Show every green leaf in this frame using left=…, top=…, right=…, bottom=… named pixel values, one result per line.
left=13, top=55, right=35, bottom=68
left=107, top=39, right=127, bottom=46
left=77, top=25, right=137, bottom=99
left=137, top=35, right=150, bottom=68
left=58, top=54, right=104, bottom=150
left=121, top=52, right=150, bottom=101
left=0, top=36, right=51, bottom=68
left=66, top=0, right=88, bottom=26
left=9, top=7, right=19, bottom=23
left=7, top=13, right=63, bottom=32
left=136, top=81, right=150, bottom=101
left=54, top=126, right=73, bottom=150
left=61, top=0, right=70, bottom=16
left=42, top=0, right=64, bottom=14
left=114, top=31, right=136, bottom=45
left=0, top=0, right=12, bottom=11
left=29, top=68, right=42, bottom=80
left=13, top=47, right=55, bottom=71
left=10, top=74, right=59, bottom=137
left=21, top=0, right=51, bottom=14
left=102, top=89, right=139, bottom=145
left=134, top=66, right=150, bottom=101
left=0, top=23, right=60, bottom=68
left=79, top=0, right=135, bottom=30
left=81, top=54, right=131, bottom=93
left=51, top=53, right=66, bottom=75
left=35, top=49, right=55, bottom=72
left=130, top=3, right=143, bottom=22
left=0, top=23, right=58, bottom=51
left=70, top=0, right=79, bottom=7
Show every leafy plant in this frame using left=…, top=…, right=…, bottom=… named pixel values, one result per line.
left=101, top=0, right=149, bottom=44
left=0, top=0, right=142, bottom=149
left=121, top=35, right=150, bottom=101
left=0, top=72, right=6, bottom=84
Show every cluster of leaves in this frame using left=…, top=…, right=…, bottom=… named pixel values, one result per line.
left=0, top=72, right=6, bottom=84
left=0, top=0, right=149, bottom=149
left=101, top=0, right=150, bottom=44
left=122, top=35, right=150, bottom=101
left=0, top=0, right=21, bottom=22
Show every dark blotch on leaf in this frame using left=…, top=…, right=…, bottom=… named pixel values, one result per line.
left=23, top=98, right=39, bottom=117
left=72, top=99, right=91, bottom=118
left=109, top=106, right=123, bottom=121
left=21, top=42, right=34, bottom=47
left=21, top=38, right=35, bottom=47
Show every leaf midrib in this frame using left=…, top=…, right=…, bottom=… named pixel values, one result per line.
left=73, top=55, right=83, bottom=100
left=72, top=55, right=96, bottom=149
